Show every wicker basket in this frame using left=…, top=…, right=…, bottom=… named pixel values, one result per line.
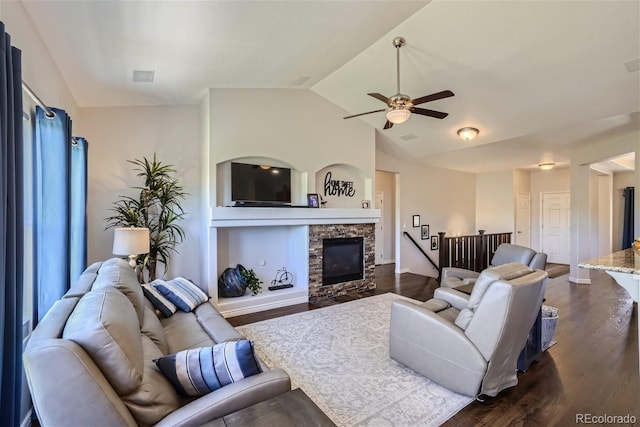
left=541, top=305, right=559, bottom=351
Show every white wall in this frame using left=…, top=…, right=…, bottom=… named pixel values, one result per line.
left=612, top=171, right=636, bottom=251
left=1, top=2, right=78, bottom=118
left=376, top=138, right=476, bottom=277
left=375, top=170, right=396, bottom=264
left=476, top=170, right=514, bottom=234
left=76, top=105, right=203, bottom=282
left=208, top=88, right=375, bottom=205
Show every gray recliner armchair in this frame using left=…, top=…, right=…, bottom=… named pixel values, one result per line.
left=441, top=243, right=547, bottom=289
left=389, top=263, right=548, bottom=397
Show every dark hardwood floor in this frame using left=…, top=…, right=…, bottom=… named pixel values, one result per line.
left=229, top=264, right=639, bottom=426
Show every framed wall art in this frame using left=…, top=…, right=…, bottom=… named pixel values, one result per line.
left=421, top=224, right=430, bottom=240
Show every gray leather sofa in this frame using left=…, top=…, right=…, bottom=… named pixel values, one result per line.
left=24, top=258, right=291, bottom=426
left=390, top=262, right=548, bottom=397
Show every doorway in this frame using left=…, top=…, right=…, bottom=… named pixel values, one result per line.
left=541, top=192, right=571, bottom=264
left=375, top=171, right=397, bottom=265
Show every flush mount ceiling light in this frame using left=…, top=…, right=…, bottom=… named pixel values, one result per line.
left=457, top=127, right=479, bottom=141
left=538, top=162, right=556, bottom=170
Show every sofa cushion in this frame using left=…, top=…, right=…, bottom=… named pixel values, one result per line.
left=91, top=258, right=145, bottom=327
left=154, top=341, right=262, bottom=397
left=63, top=287, right=143, bottom=395
left=121, top=335, right=180, bottom=425
left=455, top=308, right=474, bottom=330
left=142, top=283, right=177, bottom=317
left=141, top=305, right=169, bottom=355
left=154, top=277, right=209, bottom=312
left=64, top=260, right=103, bottom=298
left=162, top=311, right=215, bottom=354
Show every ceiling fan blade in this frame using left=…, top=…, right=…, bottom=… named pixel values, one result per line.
left=368, top=93, right=392, bottom=105
left=383, top=120, right=394, bottom=130
left=343, top=109, right=386, bottom=119
left=411, top=107, right=449, bottom=119
left=411, top=90, right=455, bottom=106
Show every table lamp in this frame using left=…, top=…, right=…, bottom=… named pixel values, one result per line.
left=112, top=227, right=150, bottom=267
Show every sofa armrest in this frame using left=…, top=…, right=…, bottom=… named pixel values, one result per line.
left=389, top=300, right=486, bottom=396
left=154, top=368, right=291, bottom=426
left=433, top=287, right=470, bottom=311
left=441, top=268, right=480, bottom=288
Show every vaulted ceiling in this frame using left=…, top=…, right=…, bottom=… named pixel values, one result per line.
left=20, top=0, right=640, bottom=173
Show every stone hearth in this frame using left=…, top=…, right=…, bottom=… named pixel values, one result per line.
left=308, top=223, right=375, bottom=302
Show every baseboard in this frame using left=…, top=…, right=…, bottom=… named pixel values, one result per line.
left=570, top=276, right=591, bottom=285
left=380, top=259, right=395, bottom=265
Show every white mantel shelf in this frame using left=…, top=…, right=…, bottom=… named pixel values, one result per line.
left=210, top=207, right=380, bottom=227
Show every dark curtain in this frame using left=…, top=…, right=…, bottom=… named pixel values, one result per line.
left=622, top=186, right=635, bottom=249
left=34, top=107, right=88, bottom=321
left=0, top=22, right=25, bottom=427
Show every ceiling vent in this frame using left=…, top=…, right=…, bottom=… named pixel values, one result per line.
left=133, top=70, right=155, bottom=83
left=400, top=133, right=417, bottom=141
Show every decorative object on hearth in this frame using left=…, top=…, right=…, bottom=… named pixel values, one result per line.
left=269, top=267, right=294, bottom=291
left=218, top=266, right=247, bottom=297
left=239, top=265, right=263, bottom=296
left=307, top=193, right=320, bottom=208
left=361, top=200, right=370, bottom=209
left=105, top=153, right=186, bottom=282
left=343, top=36, right=454, bottom=129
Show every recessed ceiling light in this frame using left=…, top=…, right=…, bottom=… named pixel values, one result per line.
left=133, top=70, right=155, bottom=83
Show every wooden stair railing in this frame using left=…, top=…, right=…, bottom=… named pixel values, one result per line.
left=402, top=231, right=440, bottom=277
left=437, top=230, right=512, bottom=279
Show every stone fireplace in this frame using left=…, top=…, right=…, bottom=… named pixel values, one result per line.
left=308, top=223, right=375, bottom=301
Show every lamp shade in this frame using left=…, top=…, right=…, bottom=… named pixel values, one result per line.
left=113, top=227, right=150, bottom=256
left=386, top=108, right=411, bottom=124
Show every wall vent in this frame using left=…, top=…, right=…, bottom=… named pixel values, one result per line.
left=133, top=70, right=155, bottom=83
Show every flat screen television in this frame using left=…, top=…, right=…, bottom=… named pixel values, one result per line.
left=231, top=162, right=291, bottom=206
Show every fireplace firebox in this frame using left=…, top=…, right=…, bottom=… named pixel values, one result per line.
left=322, top=237, right=364, bottom=286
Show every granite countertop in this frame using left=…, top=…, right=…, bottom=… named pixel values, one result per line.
left=579, top=248, right=640, bottom=275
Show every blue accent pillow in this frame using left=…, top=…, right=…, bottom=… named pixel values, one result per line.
left=154, top=341, right=262, bottom=397
left=142, top=283, right=177, bottom=317
left=153, top=277, right=209, bottom=312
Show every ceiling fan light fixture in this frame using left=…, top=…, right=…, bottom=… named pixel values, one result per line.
left=538, top=162, right=556, bottom=171
left=386, top=108, right=411, bottom=124
left=457, top=127, right=479, bottom=141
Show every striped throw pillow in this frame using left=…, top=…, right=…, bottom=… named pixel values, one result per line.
left=153, top=277, right=209, bottom=312
left=141, top=283, right=177, bottom=317
left=154, top=341, right=262, bottom=397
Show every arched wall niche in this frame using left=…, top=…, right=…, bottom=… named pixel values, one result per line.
left=216, top=156, right=306, bottom=207
left=315, top=163, right=372, bottom=209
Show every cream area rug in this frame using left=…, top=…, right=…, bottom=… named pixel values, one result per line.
left=236, top=293, right=474, bottom=426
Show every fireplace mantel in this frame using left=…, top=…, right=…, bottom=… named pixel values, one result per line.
left=210, top=207, right=380, bottom=227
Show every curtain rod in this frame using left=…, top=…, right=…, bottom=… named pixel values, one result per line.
left=21, top=80, right=56, bottom=118
left=22, top=80, right=79, bottom=145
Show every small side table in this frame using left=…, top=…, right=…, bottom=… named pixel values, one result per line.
left=209, top=388, right=336, bottom=427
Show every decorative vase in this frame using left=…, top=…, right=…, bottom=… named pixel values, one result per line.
left=218, top=266, right=247, bottom=297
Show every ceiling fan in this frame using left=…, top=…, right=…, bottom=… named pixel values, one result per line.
left=343, top=36, right=454, bottom=130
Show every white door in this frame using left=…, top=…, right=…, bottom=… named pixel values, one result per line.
left=541, top=192, right=571, bottom=264
left=516, top=192, right=531, bottom=247
left=375, top=191, right=384, bottom=264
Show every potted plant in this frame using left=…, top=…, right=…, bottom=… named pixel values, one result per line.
left=106, top=154, right=186, bottom=282
left=238, top=265, right=263, bottom=296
